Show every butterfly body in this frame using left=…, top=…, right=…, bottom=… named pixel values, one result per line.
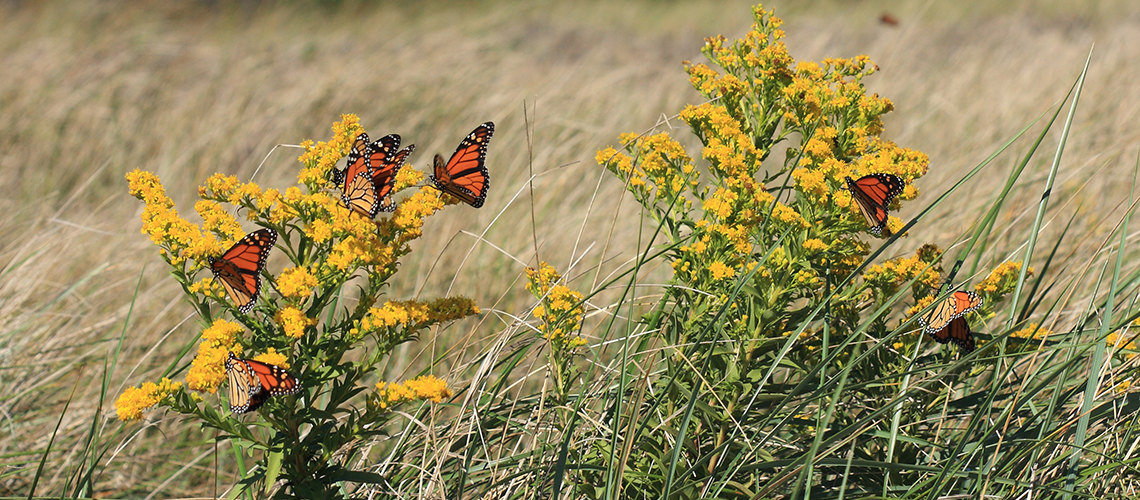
left=430, top=122, right=493, bottom=208
left=209, top=228, right=277, bottom=314
left=845, top=174, right=904, bottom=236
left=225, top=351, right=301, bottom=414
left=918, top=290, right=982, bottom=353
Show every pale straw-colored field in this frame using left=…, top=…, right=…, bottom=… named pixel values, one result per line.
left=2, top=0, right=1138, bottom=495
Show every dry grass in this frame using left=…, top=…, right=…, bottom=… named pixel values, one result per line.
left=3, top=0, right=1140, bottom=496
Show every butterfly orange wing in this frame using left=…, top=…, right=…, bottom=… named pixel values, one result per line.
left=845, top=174, right=904, bottom=236
left=245, top=358, right=302, bottom=396
left=430, top=122, right=493, bottom=208
left=331, top=133, right=372, bottom=188
left=226, top=352, right=262, bottom=413
left=919, top=290, right=982, bottom=337
left=369, top=141, right=414, bottom=212
left=342, top=170, right=380, bottom=217
left=927, top=317, right=976, bottom=353
left=210, top=228, right=277, bottom=314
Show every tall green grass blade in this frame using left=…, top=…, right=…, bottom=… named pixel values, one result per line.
left=966, top=77, right=1075, bottom=281
left=1007, top=49, right=1091, bottom=331
left=1018, top=208, right=1079, bottom=322
left=26, top=370, right=81, bottom=500
left=68, top=265, right=143, bottom=497
left=1064, top=125, right=1133, bottom=497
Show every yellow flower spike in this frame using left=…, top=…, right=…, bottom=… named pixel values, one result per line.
left=115, top=378, right=182, bottom=422
left=358, top=297, right=478, bottom=337
left=374, top=375, right=453, bottom=409
left=298, top=114, right=362, bottom=187
left=186, top=319, right=244, bottom=393
left=427, top=296, right=481, bottom=320
left=276, top=307, right=318, bottom=338
left=803, top=239, right=829, bottom=252
left=126, top=169, right=209, bottom=265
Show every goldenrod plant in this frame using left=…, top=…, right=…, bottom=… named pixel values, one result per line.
left=117, top=115, right=477, bottom=498
left=580, top=4, right=1075, bottom=498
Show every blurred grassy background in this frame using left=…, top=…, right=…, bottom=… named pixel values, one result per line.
left=3, top=0, right=1140, bottom=496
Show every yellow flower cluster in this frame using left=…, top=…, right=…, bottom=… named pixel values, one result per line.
left=905, top=295, right=936, bottom=319
left=1108, top=331, right=1138, bottom=360
left=198, top=174, right=296, bottom=225
left=526, top=263, right=587, bottom=345
left=194, top=200, right=243, bottom=241
left=863, top=246, right=942, bottom=290
left=1010, top=323, right=1051, bottom=341
left=323, top=188, right=445, bottom=276
left=976, top=261, right=1032, bottom=295
left=297, top=114, right=362, bottom=188
left=253, top=347, right=289, bottom=369
left=187, top=276, right=221, bottom=298
left=186, top=319, right=244, bottom=393
left=126, top=169, right=222, bottom=268
left=709, top=261, right=736, bottom=281
left=393, top=163, right=425, bottom=191
left=381, top=187, right=446, bottom=240
left=276, top=307, right=318, bottom=338
left=703, top=188, right=739, bottom=220
left=596, top=145, right=644, bottom=188
left=278, top=266, right=319, bottom=300
left=680, top=103, right=761, bottom=185
left=374, top=375, right=452, bottom=409
left=115, top=378, right=182, bottom=421
left=771, top=203, right=809, bottom=229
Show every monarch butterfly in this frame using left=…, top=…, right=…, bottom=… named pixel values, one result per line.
left=225, top=351, right=302, bottom=414
left=367, top=139, right=414, bottom=213
left=918, top=290, right=982, bottom=352
left=845, top=174, right=904, bottom=236
left=338, top=133, right=398, bottom=217
left=928, top=317, right=976, bottom=353
left=209, top=228, right=277, bottom=314
left=430, top=122, right=494, bottom=208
